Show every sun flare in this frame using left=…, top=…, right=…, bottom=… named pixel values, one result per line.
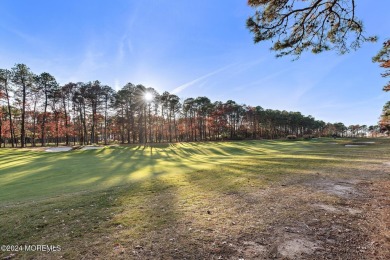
left=144, top=92, right=153, bottom=102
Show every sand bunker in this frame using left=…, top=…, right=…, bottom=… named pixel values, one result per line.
left=45, top=147, right=72, bottom=152
left=44, top=146, right=104, bottom=152
left=345, top=142, right=375, bottom=147
left=81, top=146, right=104, bottom=150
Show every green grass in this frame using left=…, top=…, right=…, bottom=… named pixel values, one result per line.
left=0, top=138, right=389, bottom=259
left=0, top=140, right=319, bottom=203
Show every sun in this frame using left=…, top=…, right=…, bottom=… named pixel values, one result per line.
left=144, top=92, right=153, bottom=102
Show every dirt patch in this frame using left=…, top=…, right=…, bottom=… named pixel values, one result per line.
left=307, top=179, right=359, bottom=198
left=92, top=178, right=374, bottom=260
left=346, top=208, right=363, bottom=215
left=277, top=237, right=321, bottom=259
left=329, top=183, right=356, bottom=197
left=361, top=180, right=390, bottom=259
left=225, top=170, right=390, bottom=260
left=240, top=241, right=267, bottom=258
left=314, top=203, right=340, bottom=213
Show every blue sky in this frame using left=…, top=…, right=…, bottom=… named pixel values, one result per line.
left=0, top=0, right=389, bottom=126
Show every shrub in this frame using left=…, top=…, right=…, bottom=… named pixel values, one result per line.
left=286, top=135, right=297, bottom=140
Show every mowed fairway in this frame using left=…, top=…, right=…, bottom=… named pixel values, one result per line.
left=0, top=141, right=291, bottom=203
left=0, top=139, right=389, bottom=259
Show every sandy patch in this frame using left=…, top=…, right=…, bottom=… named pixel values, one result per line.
left=45, top=147, right=72, bottom=152
left=314, top=203, right=362, bottom=215
left=241, top=241, right=267, bottom=258
left=346, top=208, right=363, bottom=215
left=81, top=146, right=104, bottom=150
left=313, top=203, right=340, bottom=213
left=278, top=238, right=320, bottom=258
left=329, top=183, right=355, bottom=196
left=309, top=180, right=358, bottom=198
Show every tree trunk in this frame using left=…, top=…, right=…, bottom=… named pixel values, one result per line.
left=55, top=112, right=59, bottom=146
left=63, top=97, right=69, bottom=146
left=83, top=104, right=88, bottom=145
left=121, top=106, right=125, bottom=144
left=0, top=112, right=2, bottom=148
left=41, top=87, right=48, bottom=146
left=21, top=82, right=26, bottom=148
left=32, top=98, right=38, bottom=147
left=78, top=103, right=85, bottom=145
left=91, top=102, right=96, bottom=144
left=4, top=82, right=15, bottom=147
left=144, top=107, right=147, bottom=144
left=104, top=98, right=108, bottom=145
left=168, top=109, right=172, bottom=143
left=148, top=104, right=152, bottom=143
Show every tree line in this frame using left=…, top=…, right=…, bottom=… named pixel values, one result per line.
left=0, top=64, right=378, bottom=148
left=373, top=40, right=390, bottom=133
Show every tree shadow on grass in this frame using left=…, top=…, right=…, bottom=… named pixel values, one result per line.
left=0, top=144, right=222, bottom=204
left=1, top=140, right=381, bottom=205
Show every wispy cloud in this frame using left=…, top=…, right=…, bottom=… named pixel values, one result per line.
left=171, top=63, right=236, bottom=94
left=66, top=48, right=106, bottom=82
left=0, top=24, right=48, bottom=49
left=237, top=67, right=292, bottom=91
left=313, top=93, right=387, bottom=110
left=116, top=6, right=140, bottom=63
left=117, top=35, right=134, bottom=62
left=230, top=58, right=266, bottom=76
left=290, top=56, right=347, bottom=102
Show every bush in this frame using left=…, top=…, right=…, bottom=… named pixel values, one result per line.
left=286, top=135, right=297, bottom=140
